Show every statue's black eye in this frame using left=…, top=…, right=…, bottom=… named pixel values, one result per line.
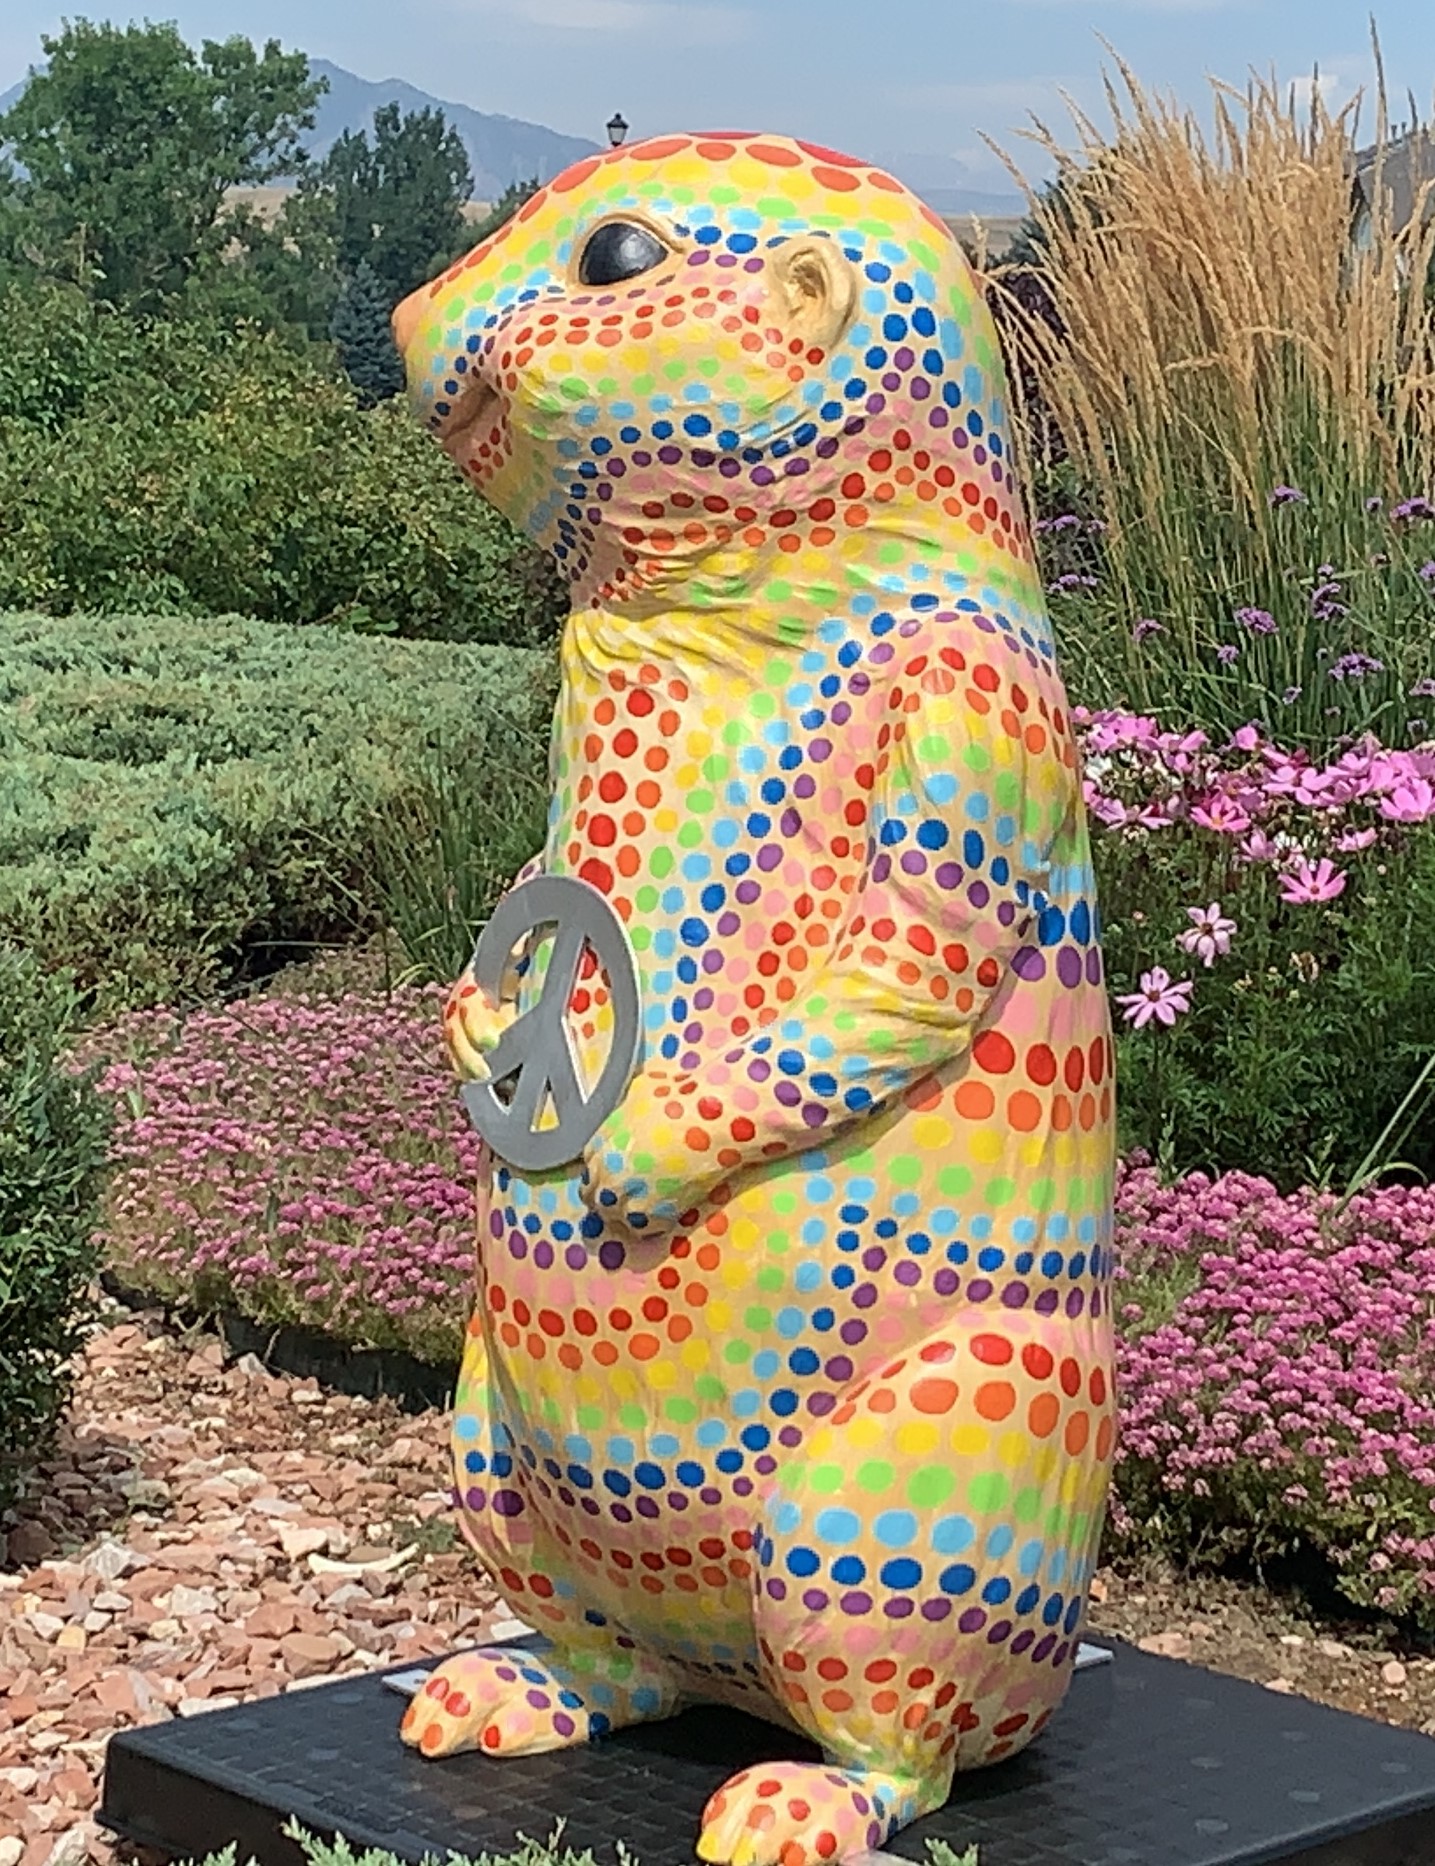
left=578, top=220, right=669, bottom=286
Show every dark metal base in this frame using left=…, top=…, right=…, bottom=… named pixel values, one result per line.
left=99, top=1639, right=1435, bottom=1866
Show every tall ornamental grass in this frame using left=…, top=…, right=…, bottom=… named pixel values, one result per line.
left=997, top=58, right=1435, bottom=746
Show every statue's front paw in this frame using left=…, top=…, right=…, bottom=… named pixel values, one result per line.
left=443, top=969, right=512, bottom=1083
left=581, top=1076, right=701, bottom=1235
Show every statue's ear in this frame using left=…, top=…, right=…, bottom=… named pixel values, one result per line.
left=769, top=237, right=858, bottom=351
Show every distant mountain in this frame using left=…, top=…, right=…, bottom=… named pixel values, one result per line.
left=0, top=57, right=1027, bottom=217
left=0, top=57, right=599, bottom=202
left=305, top=59, right=598, bottom=200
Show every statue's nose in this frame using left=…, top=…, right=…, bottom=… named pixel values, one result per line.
left=392, top=285, right=427, bottom=358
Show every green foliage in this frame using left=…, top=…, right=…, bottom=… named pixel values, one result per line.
left=470, top=177, right=541, bottom=246
left=179, top=1817, right=977, bottom=1866
left=1098, top=825, right=1435, bottom=1188
left=0, top=282, right=567, bottom=641
left=0, top=949, right=112, bottom=1513
left=0, top=21, right=322, bottom=308
left=313, top=101, right=474, bottom=301
left=185, top=1823, right=655, bottom=1866
left=0, top=611, right=557, bottom=1011
left=372, top=736, right=550, bottom=986
left=331, top=259, right=406, bottom=406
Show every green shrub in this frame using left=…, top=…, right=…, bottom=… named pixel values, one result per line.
left=0, top=611, right=557, bottom=1011
left=0, top=283, right=567, bottom=645
left=183, top=1819, right=978, bottom=1866
left=0, top=949, right=112, bottom=1513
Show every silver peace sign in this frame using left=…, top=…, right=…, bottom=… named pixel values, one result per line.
left=460, top=876, right=644, bottom=1173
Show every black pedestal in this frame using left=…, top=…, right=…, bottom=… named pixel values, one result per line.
left=99, top=1640, right=1435, bottom=1866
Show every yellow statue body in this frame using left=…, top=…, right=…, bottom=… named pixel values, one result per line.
left=391, top=132, right=1116, bottom=1866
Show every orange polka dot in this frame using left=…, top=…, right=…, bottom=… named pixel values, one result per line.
left=955, top=1080, right=995, bottom=1121
left=1028, top=1393, right=1059, bottom=1438
left=1065, top=1411, right=1091, bottom=1455
left=910, top=1377, right=959, bottom=1414
left=1007, top=1089, right=1042, bottom=1132
left=975, top=1380, right=1016, bottom=1421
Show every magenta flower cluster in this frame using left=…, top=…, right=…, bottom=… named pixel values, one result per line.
left=1076, top=709, right=1435, bottom=857
left=1113, top=1156, right=1435, bottom=1625
left=95, top=989, right=479, bottom=1363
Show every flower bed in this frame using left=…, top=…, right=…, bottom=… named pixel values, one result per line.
left=1076, top=708, right=1435, bottom=1185
left=1114, top=1156, right=1435, bottom=1630
left=92, top=975, right=1435, bottom=1631
left=95, top=985, right=478, bottom=1367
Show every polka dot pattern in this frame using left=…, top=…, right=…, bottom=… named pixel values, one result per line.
left=396, top=132, right=1115, bottom=1854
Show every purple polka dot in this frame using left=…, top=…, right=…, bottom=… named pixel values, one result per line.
left=492, top=1489, right=524, bottom=1517
left=1012, top=946, right=1046, bottom=982
left=958, top=1607, right=988, bottom=1633
left=1056, top=947, right=1084, bottom=988
left=840, top=1590, right=872, bottom=1615
left=966, top=1278, right=992, bottom=1303
left=1001, top=1281, right=1030, bottom=1308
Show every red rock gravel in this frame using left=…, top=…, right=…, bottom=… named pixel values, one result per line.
left=0, top=1304, right=502, bottom=1865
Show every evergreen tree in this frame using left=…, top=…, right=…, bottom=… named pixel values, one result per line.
left=330, top=259, right=405, bottom=406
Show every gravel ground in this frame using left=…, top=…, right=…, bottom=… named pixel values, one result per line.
left=0, top=1302, right=502, bottom=1866
left=4, top=1302, right=1435, bottom=1865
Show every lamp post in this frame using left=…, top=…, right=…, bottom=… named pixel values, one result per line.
left=607, top=112, right=629, bottom=149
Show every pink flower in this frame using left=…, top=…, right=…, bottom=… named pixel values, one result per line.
left=1177, top=903, right=1237, bottom=967
left=1334, top=826, right=1379, bottom=853
left=1279, top=856, right=1348, bottom=904
left=1117, top=967, right=1195, bottom=1029
left=1191, top=794, right=1252, bottom=835
left=1239, top=829, right=1280, bottom=863
left=1379, top=776, right=1435, bottom=824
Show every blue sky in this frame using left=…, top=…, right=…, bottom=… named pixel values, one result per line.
left=3, top=0, right=1432, bottom=206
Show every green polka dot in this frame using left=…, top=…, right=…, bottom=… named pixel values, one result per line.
left=1012, top=1485, right=1043, bottom=1524
left=939, top=1164, right=973, bottom=1196
left=856, top=1459, right=896, bottom=1494
left=809, top=1463, right=846, bottom=1495
left=967, top=1471, right=1009, bottom=1512
left=907, top=1466, right=956, bottom=1508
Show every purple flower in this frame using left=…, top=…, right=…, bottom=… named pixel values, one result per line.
left=1392, top=495, right=1435, bottom=523
left=1132, top=617, right=1164, bottom=643
left=1411, top=678, right=1435, bottom=698
left=1234, top=606, right=1276, bottom=634
left=1329, top=652, right=1385, bottom=682
left=1216, top=643, right=1241, bottom=666
left=1046, top=573, right=1100, bottom=595
left=1270, top=485, right=1307, bottom=507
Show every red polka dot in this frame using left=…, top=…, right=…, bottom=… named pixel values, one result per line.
left=971, top=1332, right=1013, bottom=1365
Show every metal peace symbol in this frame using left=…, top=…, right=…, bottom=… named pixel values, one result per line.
left=460, top=875, right=643, bottom=1173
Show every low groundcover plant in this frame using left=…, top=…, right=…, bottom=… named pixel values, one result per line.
left=1114, top=1156, right=1435, bottom=1630
left=95, top=986, right=478, bottom=1366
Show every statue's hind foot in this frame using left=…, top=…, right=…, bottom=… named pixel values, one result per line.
left=399, top=1640, right=680, bottom=1759
left=697, top=1760, right=941, bottom=1866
